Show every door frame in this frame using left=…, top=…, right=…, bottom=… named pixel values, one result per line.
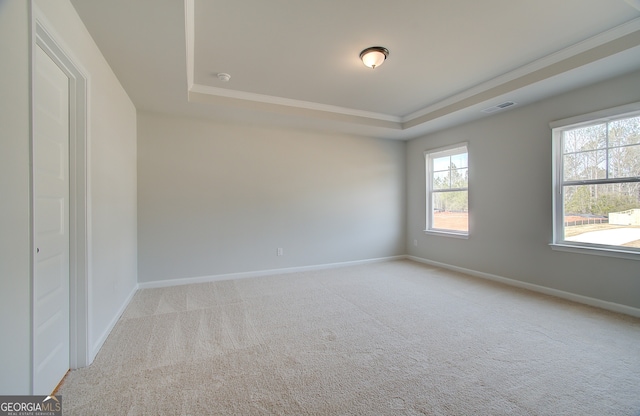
left=31, top=6, right=90, bottom=390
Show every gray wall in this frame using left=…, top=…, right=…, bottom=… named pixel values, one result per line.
left=407, top=69, right=640, bottom=310
left=137, top=112, right=406, bottom=283
left=0, top=0, right=32, bottom=394
left=0, top=0, right=138, bottom=393
left=34, top=0, right=139, bottom=362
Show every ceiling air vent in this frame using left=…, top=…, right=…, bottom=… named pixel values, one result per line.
left=482, top=101, right=517, bottom=113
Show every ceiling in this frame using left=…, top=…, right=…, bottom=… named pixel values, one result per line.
left=69, top=0, right=640, bottom=140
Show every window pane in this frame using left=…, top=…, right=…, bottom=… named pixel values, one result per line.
left=450, top=152, right=467, bottom=169
left=432, top=191, right=468, bottom=232
left=608, top=116, right=640, bottom=147
left=555, top=110, right=640, bottom=254
left=608, top=144, right=640, bottom=179
left=433, top=170, right=450, bottom=190
left=426, top=144, right=468, bottom=235
left=451, top=168, right=468, bottom=188
left=563, top=183, right=640, bottom=248
left=563, top=124, right=606, bottom=153
left=432, top=156, right=451, bottom=171
left=563, top=150, right=606, bottom=181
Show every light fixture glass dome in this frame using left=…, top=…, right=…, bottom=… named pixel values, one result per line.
left=360, top=47, right=389, bottom=69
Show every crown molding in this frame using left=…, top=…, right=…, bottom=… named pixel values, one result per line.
left=184, top=0, right=195, bottom=90
left=402, top=17, right=640, bottom=127
left=625, top=0, right=640, bottom=12
left=189, top=83, right=402, bottom=124
left=184, top=0, right=640, bottom=133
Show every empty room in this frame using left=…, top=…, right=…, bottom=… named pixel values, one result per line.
left=2, top=0, right=640, bottom=414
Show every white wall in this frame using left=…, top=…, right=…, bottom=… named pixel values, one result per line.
left=138, top=113, right=406, bottom=283
left=33, top=0, right=138, bottom=361
left=407, top=69, right=640, bottom=310
left=0, top=0, right=33, bottom=395
left=0, top=0, right=137, bottom=393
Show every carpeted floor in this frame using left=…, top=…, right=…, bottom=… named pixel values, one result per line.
left=59, top=260, right=640, bottom=415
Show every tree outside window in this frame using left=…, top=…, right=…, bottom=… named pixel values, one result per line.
left=553, top=109, right=640, bottom=255
left=425, top=144, right=468, bottom=235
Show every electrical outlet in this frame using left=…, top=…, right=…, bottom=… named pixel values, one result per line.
left=413, top=239, right=418, bottom=246
left=277, top=247, right=283, bottom=256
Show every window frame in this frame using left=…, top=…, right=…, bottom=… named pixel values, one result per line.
left=550, top=102, right=640, bottom=260
left=424, top=142, right=469, bottom=238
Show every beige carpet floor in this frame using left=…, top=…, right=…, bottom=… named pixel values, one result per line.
left=60, top=260, right=640, bottom=415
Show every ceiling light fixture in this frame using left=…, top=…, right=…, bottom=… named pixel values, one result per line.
left=359, top=46, right=389, bottom=69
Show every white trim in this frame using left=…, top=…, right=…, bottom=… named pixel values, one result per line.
left=550, top=103, right=640, bottom=258
left=405, top=18, right=640, bottom=123
left=624, top=0, right=640, bottom=12
left=551, top=125, right=563, bottom=246
left=184, top=0, right=194, bottom=91
left=138, top=256, right=405, bottom=289
left=89, top=285, right=137, bottom=361
left=406, top=255, right=640, bottom=318
left=183, top=0, right=399, bottom=125
left=32, top=5, right=91, bottom=376
left=190, top=83, right=402, bottom=123
left=424, top=143, right=469, bottom=236
left=183, top=0, right=398, bottom=125
left=424, top=230, right=469, bottom=239
left=550, top=243, right=640, bottom=261
left=183, top=2, right=640, bottom=131
left=549, top=101, right=640, bottom=129
left=141, top=254, right=640, bottom=317
left=424, top=142, right=469, bottom=159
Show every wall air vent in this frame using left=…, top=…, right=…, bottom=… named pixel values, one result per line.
left=482, top=101, right=517, bottom=113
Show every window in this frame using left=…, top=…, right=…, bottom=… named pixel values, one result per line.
left=551, top=103, right=640, bottom=258
left=425, top=143, right=469, bottom=236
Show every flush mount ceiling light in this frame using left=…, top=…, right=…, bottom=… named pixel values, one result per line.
left=359, top=46, right=389, bottom=69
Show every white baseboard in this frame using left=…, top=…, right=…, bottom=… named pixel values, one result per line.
left=87, top=254, right=638, bottom=365
left=90, top=283, right=139, bottom=362
left=138, top=255, right=406, bottom=289
left=406, top=255, right=640, bottom=318
left=89, top=256, right=402, bottom=362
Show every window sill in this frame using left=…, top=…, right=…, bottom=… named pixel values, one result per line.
left=550, top=243, right=639, bottom=261
left=424, top=230, right=469, bottom=239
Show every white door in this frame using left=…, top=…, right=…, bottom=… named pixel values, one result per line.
left=33, top=44, right=70, bottom=395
